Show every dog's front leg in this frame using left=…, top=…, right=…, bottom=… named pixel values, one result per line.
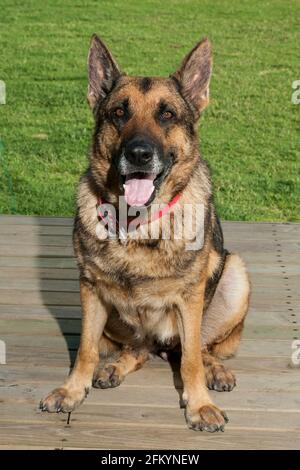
left=40, top=281, right=107, bottom=413
left=177, top=280, right=228, bottom=432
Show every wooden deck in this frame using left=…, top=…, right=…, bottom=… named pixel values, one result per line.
left=0, top=215, right=299, bottom=450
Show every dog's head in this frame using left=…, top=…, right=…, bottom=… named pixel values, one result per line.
left=87, top=35, right=212, bottom=207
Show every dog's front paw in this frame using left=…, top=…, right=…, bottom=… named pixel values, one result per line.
left=39, top=386, right=89, bottom=413
left=186, top=404, right=228, bottom=432
left=205, top=364, right=236, bottom=392
left=93, top=364, right=124, bottom=389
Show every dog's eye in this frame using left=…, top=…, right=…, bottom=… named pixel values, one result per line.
left=161, top=110, right=174, bottom=120
left=114, top=108, right=125, bottom=118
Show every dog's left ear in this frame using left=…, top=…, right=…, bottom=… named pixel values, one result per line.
left=87, top=34, right=121, bottom=110
left=172, top=37, right=212, bottom=115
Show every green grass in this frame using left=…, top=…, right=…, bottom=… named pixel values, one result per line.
left=0, top=0, right=299, bottom=221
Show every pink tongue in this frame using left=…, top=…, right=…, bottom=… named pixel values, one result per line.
left=124, top=176, right=155, bottom=207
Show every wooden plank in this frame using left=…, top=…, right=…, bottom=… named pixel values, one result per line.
left=0, top=225, right=73, bottom=236
left=245, top=309, right=298, bottom=326
left=274, top=224, right=300, bottom=235
left=230, top=252, right=300, bottom=266
left=0, top=421, right=298, bottom=450
left=0, top=267, right=78, bottom=280
left=251, top=288, right=299, bottom=300
left=1, top=402, right=299, bottom=435
left=0, top=245, right=74, bottom=257
left=0, top=290, right=80, bottom=305
left=2, top=365, right=299, bottom=393
left=223, top=225, right=292, bottom=235
left=225, top=232, right=300, bottom=243
left=0, top=234, right=73, bottom=247
left=0, top=215, right=73, bottom=226
left=0, top=318, right=81, bottom=335
left=223, top=221, right=299, bottom=229
left=243, top=325, right=295, bottom=340
left=0, top=256, right=76, bottom=268
left=1, top=382, right=300, bottom=419
left=0, top=279, right=80, bottom=292
left=0, top=445, right=56, bottom=450
left=0, top=304, right=82, bottom=319
left=226, top=242, right=299, bottom=253
left=249, top=301, right=300, bottom=314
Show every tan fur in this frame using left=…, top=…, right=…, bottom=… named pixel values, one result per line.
left=206, top=249, right=221, bottom=278
left=201, top=254, right=250, bottom=349
left=211, top=320, right=246, bottom=359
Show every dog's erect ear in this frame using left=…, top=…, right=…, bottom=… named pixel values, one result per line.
left=87, top=34, right=121, bottom=110
left=172, top=38, right=212, bottom=115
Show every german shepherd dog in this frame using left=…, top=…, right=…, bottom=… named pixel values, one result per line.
left=40, top=35, right=250, bottom=432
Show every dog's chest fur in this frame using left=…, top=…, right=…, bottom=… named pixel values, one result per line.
left=78, top=237, right=200, bottom=345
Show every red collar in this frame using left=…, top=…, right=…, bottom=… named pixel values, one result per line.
left=96, top=193, right=182, bottom=231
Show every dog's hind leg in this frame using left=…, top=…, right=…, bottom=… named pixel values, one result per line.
left=201, top=253, right=250, bottom=391
left=93, top=346, right=149, bottom=389
left=210, top=319, right=246, bottom=360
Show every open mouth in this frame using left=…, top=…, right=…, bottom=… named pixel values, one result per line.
left=122, top=171, right=162, bottom=207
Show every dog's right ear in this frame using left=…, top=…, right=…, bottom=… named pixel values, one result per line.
left=172, top=37, right=212, bottom=116
left=87, top=34, right=121, bottom=110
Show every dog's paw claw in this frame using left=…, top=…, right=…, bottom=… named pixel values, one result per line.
left=206, top=364, right=236, bottom=392
left=93, top=365, right=124, bottom=389
left=40, top=387, right=86, bottom=413
left=186, top=404, right=228, bottom=433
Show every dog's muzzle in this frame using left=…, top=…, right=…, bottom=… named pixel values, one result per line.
left=117, top=136, right=165, bottom=207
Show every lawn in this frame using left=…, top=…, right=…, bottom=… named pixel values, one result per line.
left=0, top=0, right=299, bottom=221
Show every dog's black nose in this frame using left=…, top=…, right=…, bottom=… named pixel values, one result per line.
left=125, top=139, right=154, bottom=166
